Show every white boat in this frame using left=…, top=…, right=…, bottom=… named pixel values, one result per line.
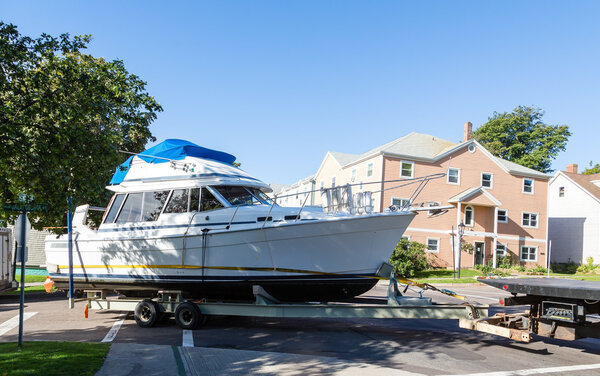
left=45, top=139, right=416, bottom=301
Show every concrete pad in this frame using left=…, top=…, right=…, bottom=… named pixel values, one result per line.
left=179, top=346, right=424, bottom=376
left=95, top=343, right=182, bottom=376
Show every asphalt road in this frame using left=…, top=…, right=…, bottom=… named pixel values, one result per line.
left=1, top=282, right=600, bottom=375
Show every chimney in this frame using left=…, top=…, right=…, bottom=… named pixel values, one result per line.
left=566, top=164, right=578, bottom=174
left=463, top=121, right=473, bottom=142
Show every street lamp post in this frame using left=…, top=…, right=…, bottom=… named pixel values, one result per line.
left=458, top=221, right=465, bottom=279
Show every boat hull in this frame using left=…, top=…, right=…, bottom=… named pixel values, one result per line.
left=46, top=212, right=414, bottom=301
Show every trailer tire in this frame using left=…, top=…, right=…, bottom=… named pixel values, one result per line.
left=175, top=302, right=203, bottom=330
left=134, top=299, right=159, bottom=328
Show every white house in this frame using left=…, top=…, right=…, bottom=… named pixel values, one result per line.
left=548, top=164, right=600, bottom=264
left=272, top=175, right=316, bottom=207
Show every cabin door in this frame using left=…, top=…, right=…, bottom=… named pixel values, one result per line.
left=474, top=242, right=484, bottom=266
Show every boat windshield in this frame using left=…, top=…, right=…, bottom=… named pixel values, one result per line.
left=213, top=186, right=273, bottom=206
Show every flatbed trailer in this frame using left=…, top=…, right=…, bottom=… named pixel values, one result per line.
left=84, top=278, right=489, bottom=330
left=460, top=278, right=600, bottom=342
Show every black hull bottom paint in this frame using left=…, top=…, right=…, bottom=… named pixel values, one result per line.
left=51, top=278, right=379, bottom=302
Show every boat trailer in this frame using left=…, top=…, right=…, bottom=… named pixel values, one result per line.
left=459, top=278, right=600, bottom=342
left=83, top=277, right=488, bottom=330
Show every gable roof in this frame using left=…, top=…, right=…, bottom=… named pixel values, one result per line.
left=448, top=186, right=502, bottom=207
left=559, top=171, right=600, bottom=201
left=322, top=132, right=550, bottom=180
left=329, top=151, right=360, bottom=166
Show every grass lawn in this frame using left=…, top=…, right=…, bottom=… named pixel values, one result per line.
left=12, top=275, right=49, bottom=283
left=3, top=285, right=57, bottom=295
left=0, top=341, right=109, bottom=376
left=414, top=268, right=483, bottom=279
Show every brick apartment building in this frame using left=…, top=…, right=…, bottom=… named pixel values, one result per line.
left=278, top=123, right=550, bottom=268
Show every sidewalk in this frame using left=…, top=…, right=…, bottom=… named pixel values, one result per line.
left=96, top=343, right=423, bottom=376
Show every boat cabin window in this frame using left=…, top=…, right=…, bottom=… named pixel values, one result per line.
left=141, top=191, right=170, bottom=221
left=164, top=189, right=189, bottom=214
left=116, top=193, right=143, bottom=223
left=246, top=187, right=273, bottom=205
left=190, top=188, right=200, bottom=212
left=214, top=186, right=264, bottom=206
left=104, top=194, right=126, bottom=224
left=200, top=188, right=224, bottom=211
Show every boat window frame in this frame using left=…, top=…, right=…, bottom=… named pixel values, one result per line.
left=205, top=186, right=232, bottom=208
left=103, top=193, right=128, bottom=224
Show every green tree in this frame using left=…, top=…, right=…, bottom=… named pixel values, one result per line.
left=473, top=106, right=571, bottom=173
left=0, top=22, right=162, bottom=229
left=583, top=161, right=600, bottom=175
left=389, top=238, right=429, bottom=277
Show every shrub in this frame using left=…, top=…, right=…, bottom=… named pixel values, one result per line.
left=551, top=262, right=578, bottom=274
left=513, top=265, right=526, bottom=272
left=527, top=265, right=547, bottom=274
left=389, top=238, right=428, bottom=277
left=497, top=255, right=513, bottom=269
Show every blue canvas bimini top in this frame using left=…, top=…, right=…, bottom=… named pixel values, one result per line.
left=110, top=139, right=236, bottom=185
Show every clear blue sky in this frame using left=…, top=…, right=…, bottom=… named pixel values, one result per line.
left=2, top=1, right=599, bottom=184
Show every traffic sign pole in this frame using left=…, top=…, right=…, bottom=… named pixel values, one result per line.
left=18, top=210, right=26, bottom=347
left=67, top=197, right=74, bottom=309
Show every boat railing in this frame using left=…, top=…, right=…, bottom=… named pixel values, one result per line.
left=271, top=172, right=446, bottom=221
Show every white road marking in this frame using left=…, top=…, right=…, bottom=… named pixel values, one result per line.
left=182, top=329, right=194, bottom=347
left=442, top=363, right=600, bottom=376
left=0, top=312, right=38, bottom=336
left=101, top=313, right=126, bottom=343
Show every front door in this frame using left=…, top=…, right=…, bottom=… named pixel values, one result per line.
left=474, top=242, right=484, bottom=266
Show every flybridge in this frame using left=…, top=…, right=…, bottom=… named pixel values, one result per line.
left=110, top=139, right=237, bottom=185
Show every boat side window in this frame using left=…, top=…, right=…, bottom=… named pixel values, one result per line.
left=115, top=193, right=143, bottom=223
left=247, top=187, right=274, bottom=205
left=141, top=191, right=170, bottom=221
left=164, top=189, right=189, bottom=214
left=214, top=186, right=260, bottom=206
left=200, top=187, right=224, bottom=211
left=190, top=188, right=200, bottom=212
left=104, top=194, right=126, bottom=224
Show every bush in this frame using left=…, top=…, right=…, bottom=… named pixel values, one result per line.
left=497, top=255, right=513, bottom=269
left=513, top=265, right=526, bottom=272
left=527, top=265, right=547, bottom=274
left=551, top=262, right=578, bottom=274
left=389, top=238, right=428, bottom=277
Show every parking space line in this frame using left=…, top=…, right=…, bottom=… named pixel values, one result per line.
left=182, top=330, right=194, bottom=347
left=441, top=362, right=600, bottom=376
left=0, top=312, right=38, bottom=337
left=101, top=313, right=126, bottom=343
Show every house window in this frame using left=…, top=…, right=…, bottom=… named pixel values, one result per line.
left=351, top=169, right=357, bottom=182
left=523, top=178, right=534, bottom=194
left=426, top=238, right=440, bottom=253
left=447, top=168, right=460, bottom=185
left=481, top=172, right=493, bottom=188
left=392, top=197, right=410, bottom=208
left=320, top=180, right=325, bottom=190
left=559, top=186, right=564, bottom=197
left=331, top=176, right=336, bottom=188
left=520, top=246, right=537, bottom=262
left=464, top=205, right=474, bottom=226
left=497, top=209, right=508, bottom=223
left=401, top=161, right=414, bottom=178
left=367, top=163, right=374, bottom=177
left=522, top=212, right=538, bottom=228
left=496, top=243, right=506, bottom=258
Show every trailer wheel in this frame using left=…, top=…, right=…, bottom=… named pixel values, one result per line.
left=175, top=302, right=203, bottom=330
left=134, top=299, right=159, bottom=328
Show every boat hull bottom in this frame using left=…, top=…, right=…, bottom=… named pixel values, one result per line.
left=51, top=278, right=379, bottom=302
